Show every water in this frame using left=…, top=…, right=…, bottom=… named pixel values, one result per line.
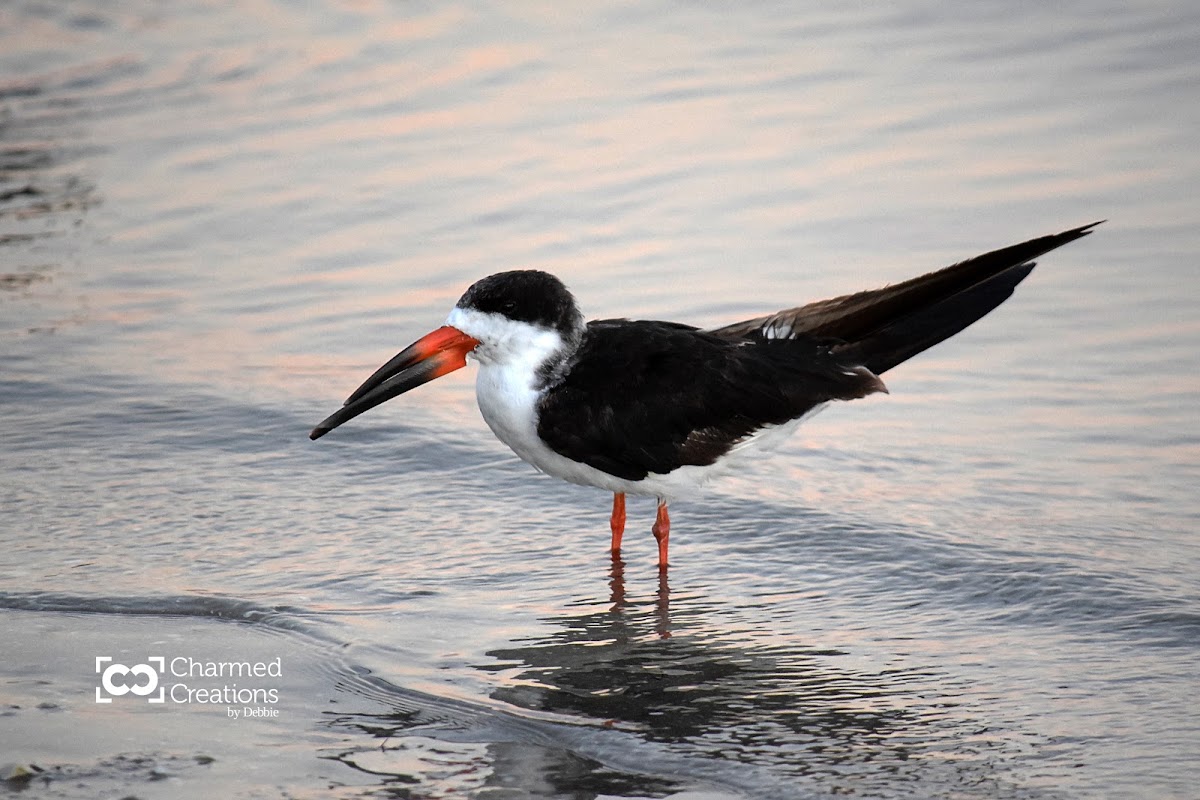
left=2, top=1, right=1198, bottom=797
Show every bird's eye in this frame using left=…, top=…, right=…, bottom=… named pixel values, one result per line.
left=502, top=300, right=518, bottom=314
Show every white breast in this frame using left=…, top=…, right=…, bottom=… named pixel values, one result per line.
left=473, top=359, right=637, bottom=493
left=443, top=305, right=624, bottom=492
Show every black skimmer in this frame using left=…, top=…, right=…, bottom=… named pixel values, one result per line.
left=311, top=222, right=1100, bottom=567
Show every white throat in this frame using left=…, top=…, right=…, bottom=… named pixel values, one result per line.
left=444, top=305, right=575, bottom=470
left=445, top=306, right=570, bottom=372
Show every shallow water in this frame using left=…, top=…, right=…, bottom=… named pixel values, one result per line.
left=2, top=2, right=1198, bottom=798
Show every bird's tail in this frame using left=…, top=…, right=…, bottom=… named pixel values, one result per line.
left=711, top=221, right=1102, bottom=375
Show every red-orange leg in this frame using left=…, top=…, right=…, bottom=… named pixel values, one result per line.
left=652, top=499, right=670, bottom=568
left=610, top=492, right=626, bottom=554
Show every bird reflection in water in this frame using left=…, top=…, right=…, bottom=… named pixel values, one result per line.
left=488, top=577, right=923, bottom=758
left=607, top=554, right=671, bottom=639
left=323, top=563, right=1019, bottom=797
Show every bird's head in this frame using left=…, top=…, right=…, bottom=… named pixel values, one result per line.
left=310, top=270, right=583, bottom=440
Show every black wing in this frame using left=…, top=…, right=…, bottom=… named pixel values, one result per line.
left=536, top=320, right=883, bottom=481
left=711, top=222, right=1102, bottom=374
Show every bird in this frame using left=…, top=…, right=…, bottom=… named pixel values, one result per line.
left=311, top=222, right=1100, bottom=568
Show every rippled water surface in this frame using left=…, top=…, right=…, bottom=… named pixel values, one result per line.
left=3, top=2, right=1198, bottom=798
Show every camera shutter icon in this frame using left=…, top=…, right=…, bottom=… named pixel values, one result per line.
left=95, top=657, right=165, bottom=703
